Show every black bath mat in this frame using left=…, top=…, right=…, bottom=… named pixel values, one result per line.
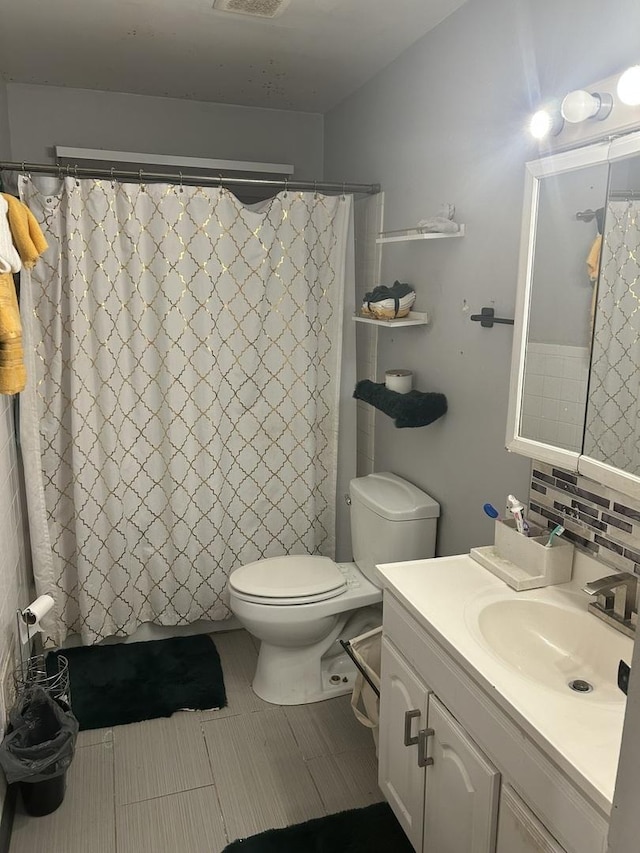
left=47, top=634, right=226, bottom=731
left=222, top=802, right=413, bottom=853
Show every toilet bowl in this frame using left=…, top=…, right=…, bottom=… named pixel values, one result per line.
left=228, top=472, right=440, bottom=705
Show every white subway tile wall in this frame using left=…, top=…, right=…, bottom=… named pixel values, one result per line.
left=0, top=397, right=32, bottom=812
left=354, top=194, right=383, bottom=477
left=521, top=343, right=590, bottom=452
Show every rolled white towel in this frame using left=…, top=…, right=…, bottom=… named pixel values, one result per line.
left=0, top=196, right=22, bottom=274
left=417, top=217, right=460, bottom=234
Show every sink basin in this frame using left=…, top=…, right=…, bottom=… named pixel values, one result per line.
left=474, top=598, right=630, bottom=703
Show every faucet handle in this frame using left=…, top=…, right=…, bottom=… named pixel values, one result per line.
left=583, top=571, right=638, bottom=625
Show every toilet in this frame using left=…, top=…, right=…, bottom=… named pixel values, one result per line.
left=228, top=472, right=440, bottom=705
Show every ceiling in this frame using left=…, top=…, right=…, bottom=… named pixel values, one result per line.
left=0, top=0, right=467, bottom=112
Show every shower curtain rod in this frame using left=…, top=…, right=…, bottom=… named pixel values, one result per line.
left=0, top=160, right=380, bottom=195
left=609, top=189, right=640, bottom=199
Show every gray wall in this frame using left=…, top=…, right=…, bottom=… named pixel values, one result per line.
left=324, top=0, right=640, bottom=557
left=0, top=82, right=10, bottom=160
left=6, top=83, right=324, bottom=180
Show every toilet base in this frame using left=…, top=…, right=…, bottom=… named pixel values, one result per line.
left=252, top=605, right=382, bottom=705
left=253, top=643, right=360, bottom=705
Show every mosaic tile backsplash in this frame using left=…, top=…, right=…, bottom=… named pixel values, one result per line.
left=529, top=461, right=640, bottom=577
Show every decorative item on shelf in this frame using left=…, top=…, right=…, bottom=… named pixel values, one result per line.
left=416, top=202, right=461, bottom=234
left=353, top=380, right=447, bottom=428
left=376, top=204, right=465, bottom=243
left=361, top=281, right=415, bottom=320
left=384, top=369, right=413, bottom=394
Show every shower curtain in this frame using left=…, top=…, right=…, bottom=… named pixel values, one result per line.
left=19, top=175, right=352, bottom=646
left=584, top=200, right=640, bottom=475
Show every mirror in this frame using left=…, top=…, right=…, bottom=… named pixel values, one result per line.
left=583, top=156, right=640, bottom=476
left=507, top=131, right=640, bottom=499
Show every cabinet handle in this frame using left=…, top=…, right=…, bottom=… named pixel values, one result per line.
left=403, top=709, right=421, bottom=746
left=417, top=727, right=434, bottom=767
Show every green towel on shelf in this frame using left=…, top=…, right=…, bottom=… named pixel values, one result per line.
left=354, top=380, right=447, bottom=428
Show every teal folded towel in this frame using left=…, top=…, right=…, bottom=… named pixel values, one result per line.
left=354, top=380, right=447, bottom=428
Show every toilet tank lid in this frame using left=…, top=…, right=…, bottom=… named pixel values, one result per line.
left=229, top=556, right=346, bottom=598
left=350, top=472, right=440, bottom=521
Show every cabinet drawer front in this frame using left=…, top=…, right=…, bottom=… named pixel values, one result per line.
left=497, top=786, right=566, bottom=853
left=379, top=637, right=429, bottom=851
left=383, top=593, right=608, bottom=853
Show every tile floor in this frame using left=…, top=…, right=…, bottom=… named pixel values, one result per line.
left=9, top=630, right=382, bottom=853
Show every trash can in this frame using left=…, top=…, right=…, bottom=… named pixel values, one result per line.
left=348, top=626, right=382, bottom=750
left=0, top=685, right=79, bottom=816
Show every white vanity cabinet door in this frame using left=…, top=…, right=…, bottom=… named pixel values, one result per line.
left=496, top=786, right=566, bottom=853
left=379, top=636, right=430, bottom=852
left=423, top=696, right=500, bottom=853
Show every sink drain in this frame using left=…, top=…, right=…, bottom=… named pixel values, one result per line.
left=568, top=679, right=594, bottom=694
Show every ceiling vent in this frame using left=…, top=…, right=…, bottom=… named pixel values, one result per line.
left=213, top=0, right=292, bottom=18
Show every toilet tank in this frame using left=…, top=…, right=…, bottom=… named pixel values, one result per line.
left=349, top=472, right=440, bottom=586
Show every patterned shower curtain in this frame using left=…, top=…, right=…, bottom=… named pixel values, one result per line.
left=584, top=200, right=640, bottom=475
left=19, top=175, right=352, bottom=646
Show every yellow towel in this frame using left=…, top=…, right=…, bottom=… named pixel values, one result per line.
left=0, top=197, right=47, bottom=394
left=2, top=193, right=48, bottom=269
left=0, top=272, right=21, bottom=342
left=587, top=234, right=603, bottom=335
left=0, top=272, right=25, bottom=394
left=587, top=234, right=602, bottom=283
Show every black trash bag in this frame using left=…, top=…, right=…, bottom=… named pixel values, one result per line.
left=0, top=685, right=79, bottom=784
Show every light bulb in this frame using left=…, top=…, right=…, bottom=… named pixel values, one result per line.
left=529, top=109, right=562, bottom=140
left=617, top=65, right=640, bottom=106
left=561, top=89, right=613, bottom=123
left=561, top=90, right=599, bottom=122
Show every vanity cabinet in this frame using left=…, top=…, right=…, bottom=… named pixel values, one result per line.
left=496, top=786, right=566, bottom=853
left=379, top=636, right=500, bottom=853
left=378, top=637, right=428, bottom=849
left=379, top=590, right=606, bottom=853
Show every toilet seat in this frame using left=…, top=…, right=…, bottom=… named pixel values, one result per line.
left=229, top=555, right=347, bottom=606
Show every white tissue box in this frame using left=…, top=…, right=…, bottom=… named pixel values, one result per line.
left=470, top=519, right=574, bottom=591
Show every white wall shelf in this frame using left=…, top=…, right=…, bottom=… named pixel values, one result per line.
left=353, top=311, right=429, bottom=327
left=376, top=225, right=465, bottom=244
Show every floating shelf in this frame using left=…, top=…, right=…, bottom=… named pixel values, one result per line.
left=376, top=225, right=465, bottom=244
left=353, top=311, right=429, bottom=327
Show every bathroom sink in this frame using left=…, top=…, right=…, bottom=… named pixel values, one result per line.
left=473, top=598, right=629, bottom=703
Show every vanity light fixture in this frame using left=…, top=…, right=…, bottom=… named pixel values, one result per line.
left=528, top=108, right=563, bottom=140
left=617, top=65, right=640, bottom=106
left=560, top=89, right=613, bottom=124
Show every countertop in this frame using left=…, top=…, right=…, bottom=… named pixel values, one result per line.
left=376, top=551, right=633, bottom=814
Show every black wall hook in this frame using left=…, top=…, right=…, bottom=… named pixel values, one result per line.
left=470, top=307, right=514, bottom=328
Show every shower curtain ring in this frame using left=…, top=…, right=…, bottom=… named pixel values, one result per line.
left=74, top=164, right=80, bottom=186
left=179, top=171, right=183, bottom=192
left=284, top=177, right=289, bottom=196
left=110, top=167, right=115, bottom=188
left=342, top=181, right=346, bottom=200
left=58, top=164, right=64, bottom=180
left=314, top=180, right=318, bottom=198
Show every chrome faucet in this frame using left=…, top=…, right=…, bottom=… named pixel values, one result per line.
left=583, top=572, right=638, bottom=638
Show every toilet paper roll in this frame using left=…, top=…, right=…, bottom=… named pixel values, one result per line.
left=385, top=369, right=413, bottom=394
left=19, top=594, right=54, bottom=644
